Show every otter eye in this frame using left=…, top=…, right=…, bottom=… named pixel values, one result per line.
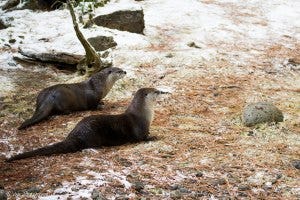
left=108, top=70, right=112, bottom=74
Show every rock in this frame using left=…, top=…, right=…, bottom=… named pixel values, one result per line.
left=187, top=42, right=201, bottom=49
left=2, top=0, right=20, bottom=10
left=179, top=188, right=190, bottom=193
left=263, top=182, right=273, bottom=190
left=170, top=190, right=182, bottom=199
left=165, top=53, right=174, bottom=58
left=170, top=184, right=180, bottom=190
left=87, top=36, right=117, bottom=51
left=26, top=186, right=41, bottom=193
left=0, top=19, right=8, bottom=30
left=91, top=188, right=107, bottom=200
left=212, top=178, right=226, bottom=186
left=132, top=181, right=144, bottom=192
left=288, top=58, right=300, bottom=66
left=195, top=172, right=203, bottom=177
left=8, top=39, right=16, bottom=44
left=93, top=9, right=145, bottom=34
left=242, top=102, right=284, bottom=127
left=0, top=189, right=7, bottom=200
left=238, top=184, right=250, bottom=191
left=291, top=160, right=300, bottom=170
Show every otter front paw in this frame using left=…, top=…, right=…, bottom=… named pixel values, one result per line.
left=97, top=102, right=105, bottom=110
left=145, top=135, right=158, bottom=141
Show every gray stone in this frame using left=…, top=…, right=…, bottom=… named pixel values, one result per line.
left=87, top=36, right=117, bottom=51
left=93, top=9, right=145, bottom=34
left=0, top=189, right=7, bottom=200
left=242, top=102, right=283, bottom=127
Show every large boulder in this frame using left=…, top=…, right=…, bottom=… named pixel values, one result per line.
left=93, top=9, right=145, bottom=34
left=242, top=102, right=284, bottom=127
left=87, top=36, right=117, bottom=51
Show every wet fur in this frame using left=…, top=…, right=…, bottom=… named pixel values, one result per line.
left=7, top=88, right=161, bottom=162
left=18, top=67, right=125, bottom=130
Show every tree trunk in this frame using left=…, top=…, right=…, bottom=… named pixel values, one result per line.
left=67, top=0, right=103, bottom=76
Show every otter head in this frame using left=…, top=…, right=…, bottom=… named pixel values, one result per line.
left=126, top=88, right=168, bottom=125
left=91, top=67, right=126, bottom=98
left=102, top=67, right=127, bottom=83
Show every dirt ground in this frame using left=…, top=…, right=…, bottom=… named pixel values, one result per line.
left=0, top=0, right=300, bottom=199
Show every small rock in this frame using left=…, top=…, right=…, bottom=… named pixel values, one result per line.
left=170, top=184, right=180, bottom=190
left=8, top=62, right=17, bottom=66
left=238, top=184, right=250, bottom=191
left=26, top=186, right=41, bottom=193
left=242, top=102, right=284, bottom=127
left=132, top=181, right=144, bottom=192
left=212, top=178, right=226, bottom=186
left=8, top=39, right=16, bottom=44
left=187, top=42, right=201, bottom=49
left=170, top=190, right=182, bottom=199
left=291, top=160, right=300, bottom=170
left=165, top=53, right=174, bottom=58
left=263, top=182, right=273, bottom=190
left=195, top=172, right=203, bottom=177
left=87, top=36, right=117, bottom=52
left=0, top=189, right=7, bottom=200
left=179, top=188, right=190, bottom=193
left=94, top=9, right=145, bottom=34
left=116, top=157, right=132, bottom=167
left=91, top=188, right=107, bottom=200
left=247, top=130, right=254, bottom=136
left=238, top=192, right=248, bottom=197
left=0, top=19, right=8, bottom=30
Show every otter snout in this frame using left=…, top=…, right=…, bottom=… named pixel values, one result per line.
left=119, top=70, right=127, bottom=75
left=155, top=90, right=169, bottom=95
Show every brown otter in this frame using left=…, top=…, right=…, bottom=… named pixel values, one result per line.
left=18, top=67, right=126, bottom=130
left=7, top=88, right=166, bottom=162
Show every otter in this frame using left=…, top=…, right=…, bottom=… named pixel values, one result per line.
left=18, top=67, right=126, bottom=130
left=7, top=88, right=167, bottom=162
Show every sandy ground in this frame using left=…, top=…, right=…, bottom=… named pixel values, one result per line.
left=0, top=0, right=299, bottom=199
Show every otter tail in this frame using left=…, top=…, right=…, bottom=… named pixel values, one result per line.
left=6, top=138, right=84, bottom=162
left=18, top=104, right=53, bottom=130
